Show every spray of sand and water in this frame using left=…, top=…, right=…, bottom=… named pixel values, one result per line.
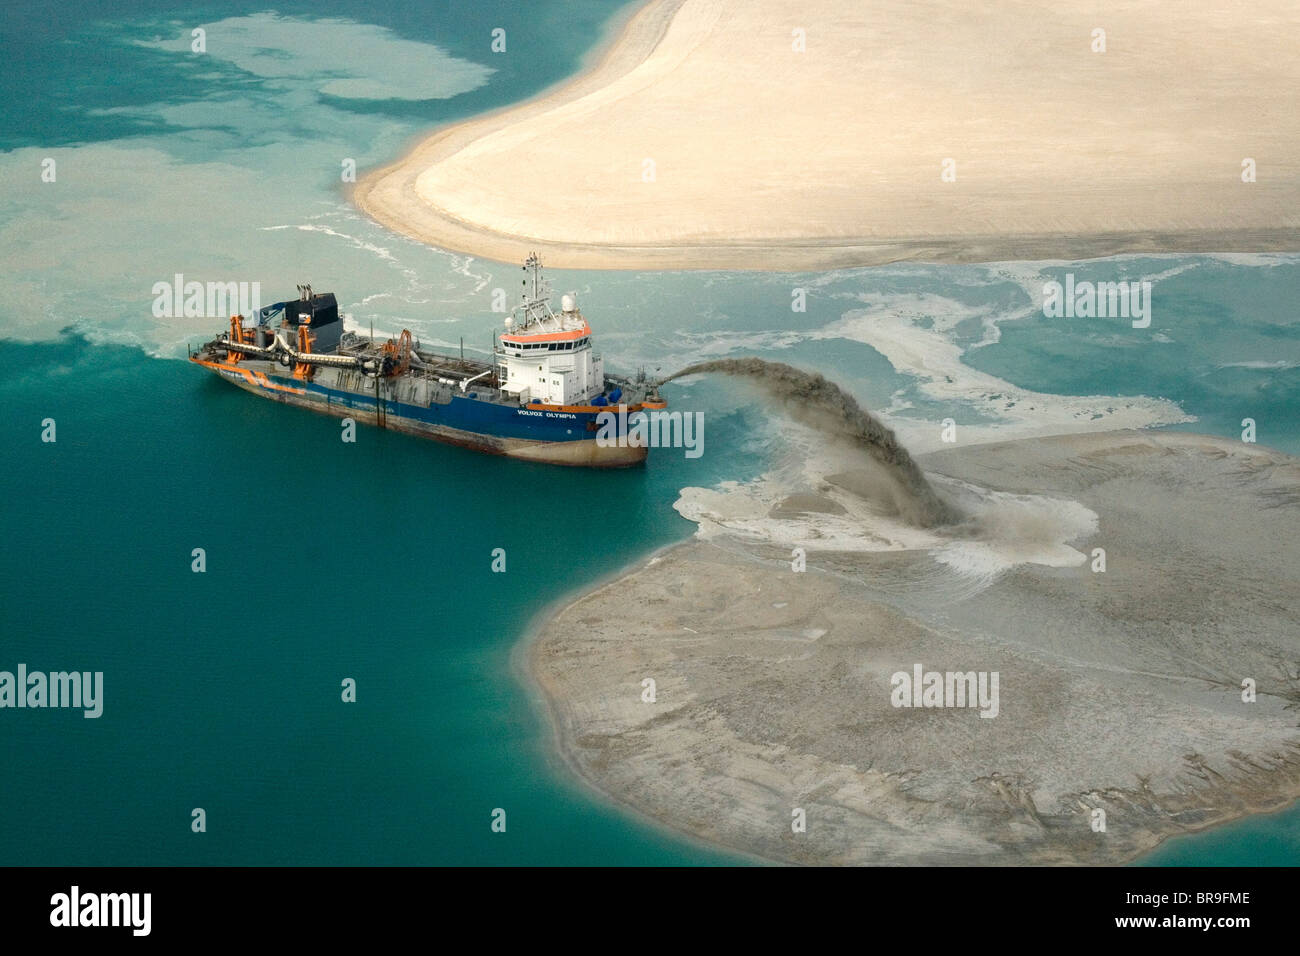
left=664, top=358, right=962, bottom=528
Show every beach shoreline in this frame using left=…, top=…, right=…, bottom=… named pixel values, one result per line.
left=524, top=430, right=1300, bottom=865
left=524, top=549, right=1300, bottom=867
left=510, top=538, right=765, bottom=866
left=351, top=0, right=685, bottom=265
left=354, top=0, right=1300, bottom=271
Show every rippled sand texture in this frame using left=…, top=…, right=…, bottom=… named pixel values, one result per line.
left=530, top=431, right=1300, bottom=864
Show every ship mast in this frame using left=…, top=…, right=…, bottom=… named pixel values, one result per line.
left=518, top=252, right=556, bottom=331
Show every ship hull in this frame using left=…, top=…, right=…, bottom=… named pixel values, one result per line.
left=193, top=356, right=648, bottom=467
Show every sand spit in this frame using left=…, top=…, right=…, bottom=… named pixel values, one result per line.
left=531, top=431, right=1300, bottom=864
left=355, top=0, right=1300, bottom=270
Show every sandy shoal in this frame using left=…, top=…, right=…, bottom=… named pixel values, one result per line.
left=527, top=431, right=1300, bottom=864
left=354, top=0, right=1300, bottom=270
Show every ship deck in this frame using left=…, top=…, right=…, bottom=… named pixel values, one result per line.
left=336, top=332, right=501, bottom=387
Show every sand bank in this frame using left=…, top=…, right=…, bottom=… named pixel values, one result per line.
left=355, top=0, right=1300, bottom=270
left=530, top=431, right=1300, bottom=864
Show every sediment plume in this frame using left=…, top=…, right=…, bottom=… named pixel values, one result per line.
left=664, top=358, right=961, bottom=527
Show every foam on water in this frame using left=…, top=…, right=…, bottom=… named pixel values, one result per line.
left=812, top=299, right=1193, bottom=453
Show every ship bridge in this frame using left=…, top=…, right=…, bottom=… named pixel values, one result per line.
left=495, top=254, right=604, bottom=406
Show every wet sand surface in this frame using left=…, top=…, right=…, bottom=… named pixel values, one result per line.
left=530, top=431, right=1300, bottom=864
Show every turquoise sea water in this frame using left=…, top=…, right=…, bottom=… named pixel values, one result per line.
left=0, top=335, right=754, bottom=864
left=1, top=0, right=1296, bottom=865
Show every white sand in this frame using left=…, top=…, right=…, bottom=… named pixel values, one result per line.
left=355, top=0, right=1300, bottom=270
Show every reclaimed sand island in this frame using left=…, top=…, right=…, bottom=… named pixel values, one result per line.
left=355, top=0, right=1300, bottom=270
left=529, top=429, right=1300, bottom=865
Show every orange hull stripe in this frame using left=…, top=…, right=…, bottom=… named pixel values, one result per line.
left=191, top=356, right=305, bottom=394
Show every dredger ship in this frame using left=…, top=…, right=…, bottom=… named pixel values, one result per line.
left=190, top=254, right=665, bottom=466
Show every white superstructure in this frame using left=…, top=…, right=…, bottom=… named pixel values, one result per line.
left=495, top=253, right=604, bottom=406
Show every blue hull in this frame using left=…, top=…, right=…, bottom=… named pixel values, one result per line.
left=197, top=357, right=648, bottom=467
